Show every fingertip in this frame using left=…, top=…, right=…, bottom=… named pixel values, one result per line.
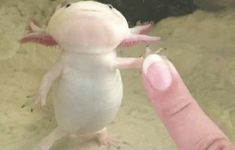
left=143, top=54, right=167, bottom=74
left=143, top=54, right=173, bottom=91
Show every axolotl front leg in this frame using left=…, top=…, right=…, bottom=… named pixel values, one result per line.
left=116, top=57, right=143, bottom=69
left=34, top=62, right=63, bottom=107
left=116, top=24, right=160, bottom=69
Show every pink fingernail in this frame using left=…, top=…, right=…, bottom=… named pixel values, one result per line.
left=143, top=55, right=172, bottom=91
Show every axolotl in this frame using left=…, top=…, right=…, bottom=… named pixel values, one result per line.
left=21, top=1, right=160, bottom=150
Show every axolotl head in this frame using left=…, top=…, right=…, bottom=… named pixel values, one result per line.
left=21, top=1, right=160, bottom=54
left=47, top=1, right=129, bottom=53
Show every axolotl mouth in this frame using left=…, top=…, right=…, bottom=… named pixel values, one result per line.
left=79, top=9, right=100, bottom=12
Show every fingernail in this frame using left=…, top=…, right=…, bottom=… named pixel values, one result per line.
left=143, top=54, right=172, bottom=91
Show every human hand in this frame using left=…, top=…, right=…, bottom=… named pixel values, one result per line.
left=142, top=54, right=235, bottom=150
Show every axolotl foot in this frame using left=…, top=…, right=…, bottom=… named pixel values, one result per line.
left=96, top=127, right=119, bottom=148
left=33, top=127, right=68, bottom=150
left=143, top=46, right=167, bottom=57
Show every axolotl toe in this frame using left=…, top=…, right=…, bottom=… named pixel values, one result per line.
left=21, top=1, right=160, bottom=150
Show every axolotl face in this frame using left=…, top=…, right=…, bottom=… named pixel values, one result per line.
left=20, top=1, right=160, bottom=52
left=47, top=1, right=129, bottom=53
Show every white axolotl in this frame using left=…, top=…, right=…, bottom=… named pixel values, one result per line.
left=21, top=1, right=160, bottom=150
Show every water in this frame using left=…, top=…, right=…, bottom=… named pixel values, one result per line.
left=0, top=0, right=235, bottom=149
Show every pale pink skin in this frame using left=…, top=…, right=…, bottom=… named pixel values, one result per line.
left=21, top=22, right=159, bottom=47
left=20, top=1, right=160, bottom=150
left=143, top=54, right=235, bottom=150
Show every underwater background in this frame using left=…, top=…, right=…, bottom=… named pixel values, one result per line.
left=0, top=0, right=235, bottom=149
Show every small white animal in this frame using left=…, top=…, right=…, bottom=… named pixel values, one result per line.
left=21, top=1, right=160, bottom=150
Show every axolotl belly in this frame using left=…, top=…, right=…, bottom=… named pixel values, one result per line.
left=53, top=52, right=122, bottom=134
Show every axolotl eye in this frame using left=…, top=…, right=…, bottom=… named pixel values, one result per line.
left=65, top=3, right=71, bottom=8
left=107, top=4, right=113, bottom=9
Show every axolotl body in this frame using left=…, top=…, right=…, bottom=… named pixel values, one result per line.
left=21, top=1, right=160, bottom=150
